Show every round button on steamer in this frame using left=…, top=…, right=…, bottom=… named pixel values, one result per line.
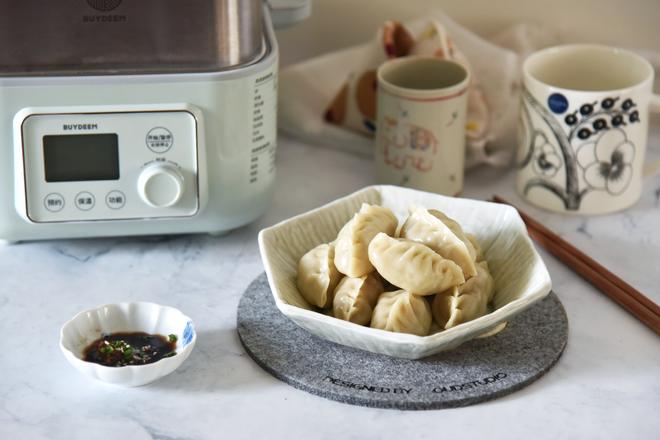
left=137, top=164, right=184, bottom=208
left=43, top=193, right=65, bottom=213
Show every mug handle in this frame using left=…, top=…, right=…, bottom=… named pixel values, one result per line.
left=643, top=94, right=660, bottom=177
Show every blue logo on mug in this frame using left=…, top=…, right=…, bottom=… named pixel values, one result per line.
left=548, top=93, right=569, bottom=114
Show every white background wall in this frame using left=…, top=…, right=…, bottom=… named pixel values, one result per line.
left=275, top=0, right=660, bottom=66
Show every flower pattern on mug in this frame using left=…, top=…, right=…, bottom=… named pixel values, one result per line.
left=531, top=134, right=562, bottom=177
left=516, top=106, right=531, bottom=164
left=576, top=129, right=635, bottom=195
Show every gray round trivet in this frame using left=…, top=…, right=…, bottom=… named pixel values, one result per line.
left=237, top=273, right=568, bottom=410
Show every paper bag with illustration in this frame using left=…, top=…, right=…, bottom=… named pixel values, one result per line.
left=324, top=20, right=490, bottom=151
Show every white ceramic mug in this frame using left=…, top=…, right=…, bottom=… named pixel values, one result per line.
left=517, top=44, right=660, bottom=214
left=375, top=57, right=469, bottom=196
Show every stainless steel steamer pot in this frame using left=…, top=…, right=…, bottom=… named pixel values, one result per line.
left=1, top=0, right=268, bottom=76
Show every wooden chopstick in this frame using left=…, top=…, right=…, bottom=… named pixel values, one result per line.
left=492, top=195, right=660, bottom=335
left=493, top=195, right=660, bottom=316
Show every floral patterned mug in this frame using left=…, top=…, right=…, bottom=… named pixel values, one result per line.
left=517, top=44, right=659, bottom=214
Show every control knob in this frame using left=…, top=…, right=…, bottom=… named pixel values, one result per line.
left=137, top=164, right=184, bottom=208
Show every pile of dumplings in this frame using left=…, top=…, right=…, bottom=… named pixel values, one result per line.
left=296, top=204, right=495, bottom=336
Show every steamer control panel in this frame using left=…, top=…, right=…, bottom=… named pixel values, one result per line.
left=17, top=108, right=199, bottom=223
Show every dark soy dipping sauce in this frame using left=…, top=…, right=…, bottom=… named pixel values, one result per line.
left=83, top=332, right=177, bottom=367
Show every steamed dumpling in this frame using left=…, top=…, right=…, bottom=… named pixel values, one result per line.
left=432, top=260, right=495, bottom=329
left=399, top=206, right=477, bottom=277
left=370, top=290, right=432, bottom=336
left=333, top=274, right=383, bottom=325
left=297, top=243, right=343, bottom=308
left=334, top=204, right=398, bottom=277
left=428, top=209, right=478, bottom=261
left=368, top=233, right=465, bottom=295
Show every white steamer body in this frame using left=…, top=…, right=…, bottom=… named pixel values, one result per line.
left=0, top=16, right=278, bottom=242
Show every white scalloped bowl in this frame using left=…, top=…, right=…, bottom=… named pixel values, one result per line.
left=258, top=185, right=552, bottom=359
left=60, top=302, right=196, bottom=386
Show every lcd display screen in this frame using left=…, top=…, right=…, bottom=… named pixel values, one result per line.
left=43, top=134, right=119, bottom=182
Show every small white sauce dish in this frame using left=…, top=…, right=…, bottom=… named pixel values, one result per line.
left=258, top=185, right=552, bottom=359
left=60, top=302, right=196, bottom=387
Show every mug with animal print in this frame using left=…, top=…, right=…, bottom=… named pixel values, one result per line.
left=375, top=57, right=470, bottom=196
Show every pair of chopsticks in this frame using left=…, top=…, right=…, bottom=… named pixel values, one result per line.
left=492, top=195, right=660, bottom=336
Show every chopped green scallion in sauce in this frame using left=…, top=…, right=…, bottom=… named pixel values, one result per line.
left=83, top=332, right=177, bottom=367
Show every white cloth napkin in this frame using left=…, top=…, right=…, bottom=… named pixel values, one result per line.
left=278, top=9, right=660, bottom=170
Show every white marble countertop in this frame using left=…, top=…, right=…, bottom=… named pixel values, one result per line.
left=1, top=125, right=659, bottom=439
